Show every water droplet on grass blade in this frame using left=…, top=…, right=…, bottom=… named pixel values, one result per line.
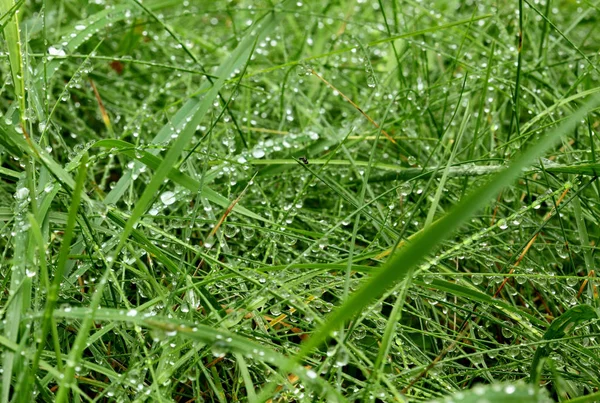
left=252, top=148, right=265, bottom=158
left=160, top=191, right=176, bottom=206
left=334, top=346, right=349, bottom=367
left=367, top=74, right=376, bottom=88
left=14, top=187, right=29, bottom=201
left=353, top=326, right=366, bottom=340
left=296, top=63, right=311, bottom=76
left=471, top=274, right=483, bottom=285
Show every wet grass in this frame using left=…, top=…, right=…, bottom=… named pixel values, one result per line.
left=1, top=0, right=600, bottom=402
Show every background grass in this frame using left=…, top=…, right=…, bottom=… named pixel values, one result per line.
left=1, top=0, right=600, bottom=402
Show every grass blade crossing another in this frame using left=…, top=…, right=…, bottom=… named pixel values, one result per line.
left=298, top=95, right=600, bottom=357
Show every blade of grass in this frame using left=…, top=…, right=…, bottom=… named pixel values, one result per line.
left=297, top=94, right=600, bottom=357
left=529, top=304, right=598, bottom=384
left=425, top=108, right=470, bottom=227
left=0, top=0, right=25, bottom=126
left=426, top=382, right=553, bottom=403
left=28, top=154, right=89, bottom=401
left=1, top=188, right=30, bottom=403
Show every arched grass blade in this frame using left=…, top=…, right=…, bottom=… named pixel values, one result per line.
left=530, top=305, right=598, bottom=384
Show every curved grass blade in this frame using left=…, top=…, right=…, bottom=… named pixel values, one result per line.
left=297, top=95, right=600, bottom=357
left=563, top=391, right=600, bottom=403
left=529, top=304, right=598, bottom=384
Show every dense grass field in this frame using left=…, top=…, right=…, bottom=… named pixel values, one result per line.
left=1, top=0, right=600, bottom=401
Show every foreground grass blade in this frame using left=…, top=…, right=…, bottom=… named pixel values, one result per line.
left=1, top=183, right=30, bottom=401
left=298, top=95, right=600, bottom=357
left=529, top=305, right=598, bottom=384
left=426, top=383, right=553, bottom=403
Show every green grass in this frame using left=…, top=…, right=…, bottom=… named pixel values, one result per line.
left=1, top=0, right=600, bottom=402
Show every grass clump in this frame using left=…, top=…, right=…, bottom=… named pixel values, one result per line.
left=1, top=0, right=600, bottom=402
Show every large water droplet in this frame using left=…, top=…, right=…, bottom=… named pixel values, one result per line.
left=160, top=191, right=177, bottom=206
left=334, top=346, right=349, bottom=367
left=471, top=273, right=483, bottom=285
left=14, top=187, right=30, bottom=201
left=48, top=46, right=66, bottom=57
left=252, top=148, right=265, bottom=159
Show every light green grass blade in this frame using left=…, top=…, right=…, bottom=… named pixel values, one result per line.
left=0, top=0, right=25, bottom=124
left=28, top=154, right=89, bottom=401
left=1, top=183, right=30, bottom=402
left=563, top=391, right=600, bottom=403
left=425, top=109, right=470, bottom=227
left=53, top=306, right=346, bottom=402
left=298, top=95, right=600, bottom=357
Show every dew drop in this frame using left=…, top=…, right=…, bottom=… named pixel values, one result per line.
left=14, top=187, right=29, bottom=201
left=160, top=191, right=177, bottom=206
left=353, top=326, right=366, bottom=340
left=471, top=274, right=483, bottom=285
left=252, top=148, right=265, bottom=159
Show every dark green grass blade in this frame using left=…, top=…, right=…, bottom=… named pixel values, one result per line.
left=530, top=305, right=598, bottom=384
